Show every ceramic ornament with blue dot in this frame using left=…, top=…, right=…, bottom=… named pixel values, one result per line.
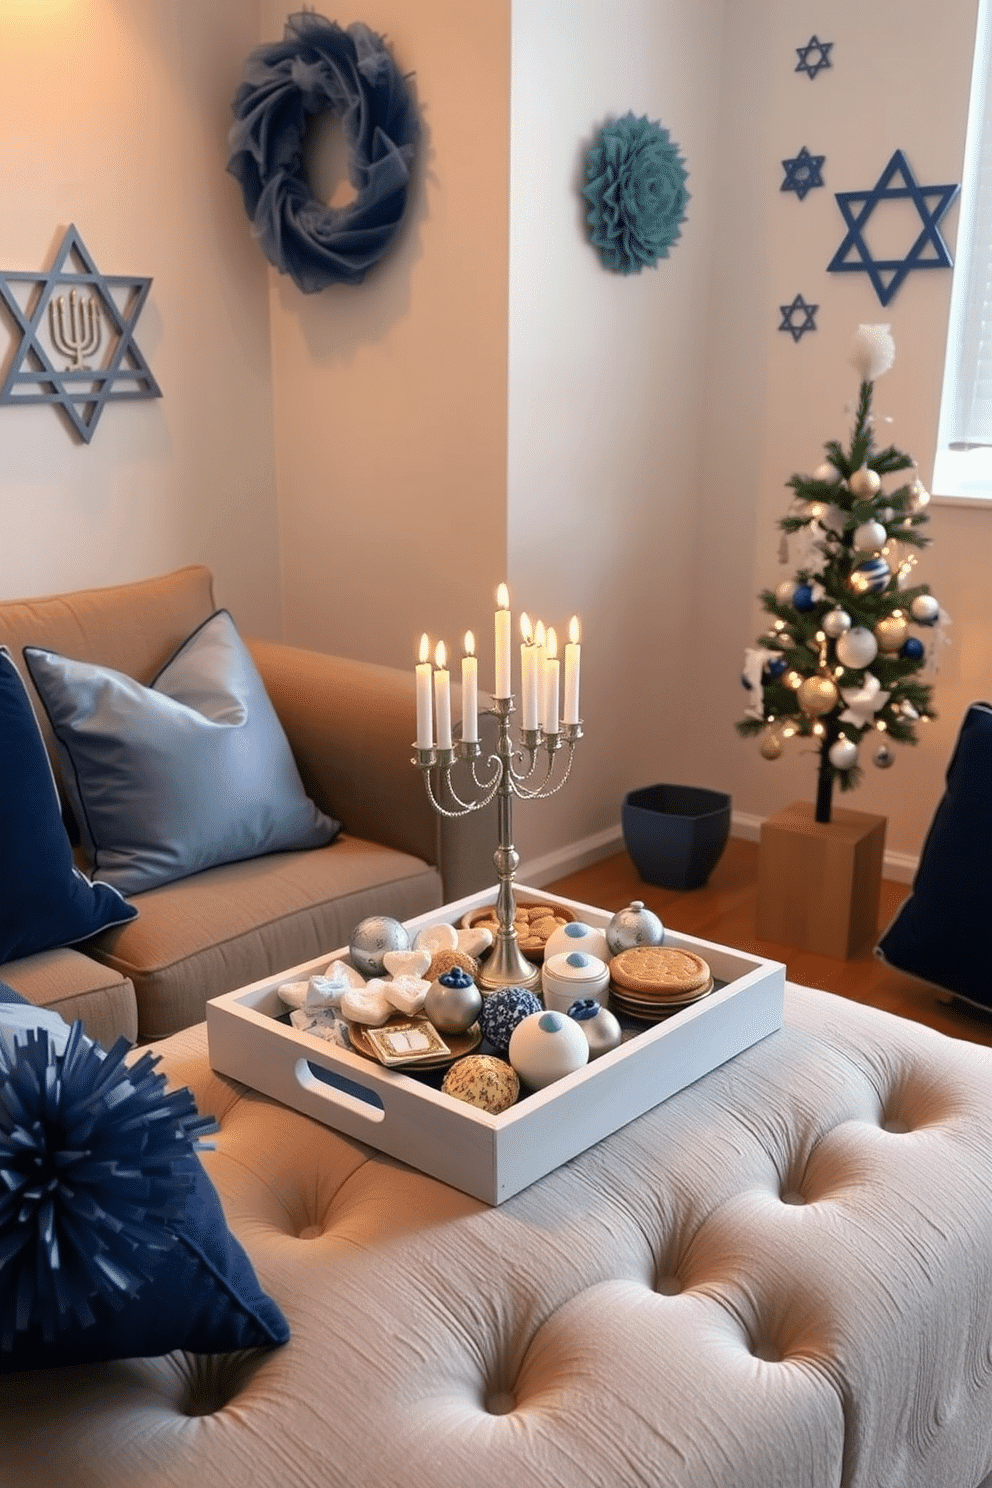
left=508, top=1010, right=589, bottom=1089
left=479, top=986, right=543, bottom=1057
left=543, top=920, right=610, bottom=963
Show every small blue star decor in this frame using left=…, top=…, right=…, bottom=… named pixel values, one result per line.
left=779, top=294, right=818, bottom=342
left=795, top=36, right=832, bottom=79
left=0, top=225, right=160, bottom=443
left=781, top=146, right=825, bottom=201
left=826, top=149, right=959, bottom=305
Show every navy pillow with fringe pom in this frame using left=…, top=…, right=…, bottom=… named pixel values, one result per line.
left=0, top=1002, right=289, bottom=1372
left=876, top=702, right=992, bottom=1010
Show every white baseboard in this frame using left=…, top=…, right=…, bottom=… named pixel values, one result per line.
left=522, top=812, right=918, bottom=888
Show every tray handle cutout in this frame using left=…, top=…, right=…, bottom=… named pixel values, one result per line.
left=296, top=1059, right=386, bottom=1123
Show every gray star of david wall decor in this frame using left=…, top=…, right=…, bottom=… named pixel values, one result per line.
left=779, top=293, right=818, bottom=342
left=0, top=225, right=161, bottom=443
left=826, top=150, right=959, bottom=305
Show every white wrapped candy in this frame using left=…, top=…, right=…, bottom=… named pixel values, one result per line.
left=341, top=985, right=393, bottom=1026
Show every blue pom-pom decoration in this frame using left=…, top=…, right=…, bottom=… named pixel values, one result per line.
left=583, top=112, right=690, bottom=275
left=0, top=1022, right=217, bottom=1349
left=479, top=987, right=542, bottom=1057
left=439, top=968, right=473, bottom=989
left=900, top=637, right=925, bottom=661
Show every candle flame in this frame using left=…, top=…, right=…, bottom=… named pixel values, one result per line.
left=435, top=641, right=447, bottom=670
left=546, top=626, right=558, bottom=660
left=496, top=583, right=509, bottom=610
left=464, top=631, right=475, bottom=657
left=568, top=615, right=580, bottom=645
left=534, top=619, right=546, bottom=649
left=520, top=612, right=533, bottom=644
left=418, top=633, right=430, bottom=665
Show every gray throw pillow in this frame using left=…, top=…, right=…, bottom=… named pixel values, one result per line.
left=25, top=610, right=340, bottom=895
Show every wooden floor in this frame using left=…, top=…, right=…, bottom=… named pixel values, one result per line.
left=546, top=837, right=992, bottom=1051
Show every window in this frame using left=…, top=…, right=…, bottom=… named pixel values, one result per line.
left=934, top=0, right=992, bottom=500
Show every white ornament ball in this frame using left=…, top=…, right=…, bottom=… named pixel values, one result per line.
left=853, top=520, right=887, bottom=552
left=508, top=1010, right=589, bottom=1089
left=822, top=607, right=852, bottom=639
left=760, top=734, right=783, bottom=761
left=776, top=580, right=797, bottom=607
left=849, top=466, right=882, bottom=497
left=909, top=479, right=931, bottom=511
left=910, top=594, right=940, bottom=625
left=814, top=462, right=840, bottom=484
left=836, top=627, right=879, bottom=669
left=828, top=737, right=859, bottom=770
left=873, top=743, right=895, bottom=770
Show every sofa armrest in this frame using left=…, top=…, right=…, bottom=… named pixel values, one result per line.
left=248, top=638, right=496, bottom=902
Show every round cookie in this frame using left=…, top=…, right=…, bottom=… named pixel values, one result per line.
left=610, top=945, right=711, bottom=998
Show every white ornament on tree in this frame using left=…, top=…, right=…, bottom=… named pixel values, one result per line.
left=823, top=607, right=852, bottom=638
left=849, top=466, right=882, bottom=497
left=839, top=674, right=890, bottom=728
left=853, top=520, right=887, bottom=551
left=828, top=736, right=859, bottom=770
left=836, top=626, right=879, bottom=669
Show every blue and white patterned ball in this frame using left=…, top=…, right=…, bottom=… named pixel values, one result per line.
left=479, top=986, right=543, bottom=1057
left=848, top=557, right=891, bottom=595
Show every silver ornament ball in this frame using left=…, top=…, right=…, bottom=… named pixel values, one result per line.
left=822, top=607, right=852, bottom=639
left=873, top=743, right=895, bottom=769
left=606, top=900, right=665, bottom=956
left=349, top=916, right=411, bottom=976
left=849, top=466, right=882, bottom=497
left=853, top=520, right=887, bottom=552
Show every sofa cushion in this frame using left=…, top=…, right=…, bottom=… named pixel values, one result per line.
left=88, top=838, right=443, bottom=1039
left=876, top=701, right=992, bottom=1009
left=0, top=648, right=137, bottom=965
left=25, top=609, right=340, bottom=896
left=0, top=948, right=138, bottom=1048
left=0, top=995, right=289, bottom=1372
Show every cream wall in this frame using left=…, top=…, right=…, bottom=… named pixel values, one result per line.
left=0, top=0, right=281, bottom=636
left=692, top=0, right=984, bottom=870
left=262, top=0, right=512, bottom=670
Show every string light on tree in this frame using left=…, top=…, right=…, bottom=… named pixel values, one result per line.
left=736, top=323, right=940, bottom=822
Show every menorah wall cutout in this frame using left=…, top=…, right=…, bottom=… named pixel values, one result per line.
left=0, top=225, right=160, bottom=443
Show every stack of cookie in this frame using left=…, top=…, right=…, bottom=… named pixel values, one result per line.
left=608, top=945, right=713, bottom=1022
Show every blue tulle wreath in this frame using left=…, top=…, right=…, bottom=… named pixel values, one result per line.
left=0, top=1022, right=217, bottom=1347
left=227, top=12, right=419, bottom=292
left=583, top=113, right=690, bottom=275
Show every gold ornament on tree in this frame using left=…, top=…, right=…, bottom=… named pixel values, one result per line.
left=875, top=613, right=909, bottom=653
left=760, top=733, right=783, bottom=760
left=797, top=675, right=839, bottom=717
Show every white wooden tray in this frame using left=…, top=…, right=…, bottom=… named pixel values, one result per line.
left=206, top=886, right=785, bottom=1204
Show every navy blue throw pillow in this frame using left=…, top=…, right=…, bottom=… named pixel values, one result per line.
left=0, top=1002, right=289, bottom=1371
left=876, top=702, right=992, bottom=1009
left=0, top=647, right=137, bottom=963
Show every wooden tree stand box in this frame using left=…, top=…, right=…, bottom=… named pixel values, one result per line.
left=758, top=800, right=887, bottom=960
left=207, top=887, right=784, bottom=1205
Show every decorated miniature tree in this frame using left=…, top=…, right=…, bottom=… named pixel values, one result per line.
left=737, top=325, right=943, bottom=823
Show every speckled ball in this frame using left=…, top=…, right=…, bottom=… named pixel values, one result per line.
left=479, top=986, right=543, bottom=1057
left=442, top=1055, right=519, bottom=1114
left=349, top=916, right=411, bottom=977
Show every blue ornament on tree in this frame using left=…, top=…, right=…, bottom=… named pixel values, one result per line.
left=900, top=637, right=925, bottom=661
left=848, top=556, right=891, bottom=595
left=793, top=583, right=816, bottom=611
left=762, top=656, right=788, bottom=683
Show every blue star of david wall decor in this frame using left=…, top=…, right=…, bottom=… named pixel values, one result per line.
left=0, top=225, right=160, bottom=443
left=826, top=150, right=959, bottom=305
left=782, top=146, right=825, bottom=200
left=795, top=36, right=832, bottom=79
left=779, top=294, right=818, bottom=342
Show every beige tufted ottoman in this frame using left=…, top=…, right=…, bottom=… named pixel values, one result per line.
left=3, top=983, right=992, bottom=1488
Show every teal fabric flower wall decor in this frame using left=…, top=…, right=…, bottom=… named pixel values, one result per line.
left=583, top=113, right=690, bottom=275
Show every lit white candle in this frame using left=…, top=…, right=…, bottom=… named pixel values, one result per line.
left=543, top=626, right=560, bottom=735
left=434, top=640, right=452, bottom=750
left=495, top=583, right=511, bottom=698
left=461, top=631, right=478, bottom=744
left=415, top=633, right=433, bottom=749
left=563, top=615, right=581, bottom=725
left=519, top=612, right=539, bottom=730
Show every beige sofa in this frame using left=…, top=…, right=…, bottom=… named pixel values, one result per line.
left=3, top=983, right=992, bottom=1487
left=0, top=566, right=492, bottom=1046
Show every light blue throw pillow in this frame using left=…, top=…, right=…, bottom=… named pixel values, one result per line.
left=25, top=609, right=340, bottom=896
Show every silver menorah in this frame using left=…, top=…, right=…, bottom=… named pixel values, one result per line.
left=49, top=288, right=102, bottom=370
left=413, top=700, right=583, bottom=992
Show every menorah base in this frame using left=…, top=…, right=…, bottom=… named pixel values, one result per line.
left=477, top=934, right=541, bottom=994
